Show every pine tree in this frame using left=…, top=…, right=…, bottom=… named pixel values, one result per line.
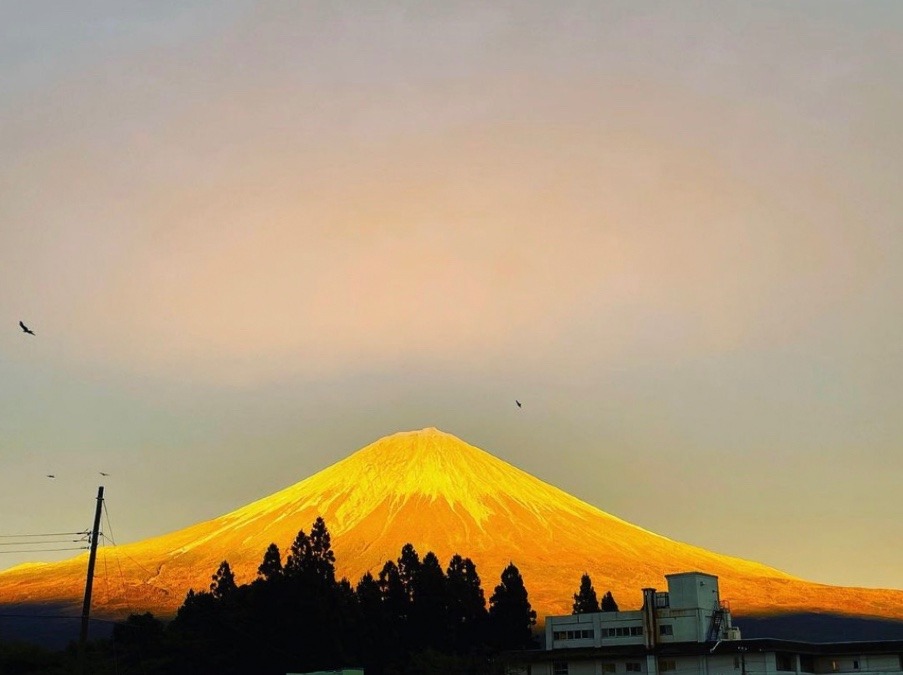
left=397, top=543, right=421, bottom=602
left=283, top=528, right=312, bottom=579
left=309, top=516, right=337, bottom=585
left=446, top=554, right=488, bottom=652
left=572, top=573, right=600, bottom=613
left=257, top=542, right=283, bottom=581
left=488, top=562, right=536, bottom=649
left=601, top=590, right=619, bottom=612
left=379, top=559, right=409, bottom=624
left=411, top=551, right=449, bottom=650
left=210, top=560, right=237, bottom=599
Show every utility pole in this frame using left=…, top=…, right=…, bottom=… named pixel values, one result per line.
left=78, top=485, right=104, bottom=675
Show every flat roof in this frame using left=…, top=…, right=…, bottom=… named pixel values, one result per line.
left=502, top=639, right=903, bottom=663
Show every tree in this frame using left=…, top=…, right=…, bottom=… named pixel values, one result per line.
left=283, top=528, right=312, bottom=579
left=397, top=543, right=421, bottom=601
left=284, top=518, right=337, bottom=587
left=446, top=554, right=487, bottom=652
left=411, top=551, right=449, bottom=651
left=112, top=611, right=165, bottom=659
left=488, top=562, right=536, bottom=649
left=210, top=560, right=237, bottom=599
left=572, top=573, right=600, bottom=614
left=601, top=590, right=619, bottom=612
left=379, top=559, right=410, bottom=625
left=309, top=516, right=337, bottom=585
left=257, top=542, right=283, bottom=581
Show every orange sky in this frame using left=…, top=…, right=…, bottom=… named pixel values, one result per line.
left=1, top=2, right=901, bottom=590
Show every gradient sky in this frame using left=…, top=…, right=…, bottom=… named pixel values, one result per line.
left=1, top=1, right=901, bottom=591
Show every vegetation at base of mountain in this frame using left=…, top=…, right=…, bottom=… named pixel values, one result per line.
left=488, top=562, right=537, bottom=650
left=5, top=516, right=535, bottom=674
left=572, top=572, right=600, bottom=613
left=601, top=590, right=619, bottom=612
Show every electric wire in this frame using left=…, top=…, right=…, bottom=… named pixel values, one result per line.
left=101, top=500, right=172, bottom=593
left=0, top=531, right=88, bottom=538
left=0, top=539, right=85, bottom=546
left=0, top=546, right=89, bottom=553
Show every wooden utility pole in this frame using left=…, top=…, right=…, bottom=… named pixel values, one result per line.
left=78, top=485, right=104, bottom=674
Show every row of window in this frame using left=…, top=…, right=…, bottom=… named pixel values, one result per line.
left=605, top=626, right=644, bottom=637
left=553, top=625, right=650, bottom=641
left=551, top=656, right=877, bottom=675
left=552, top=630, right=594, bottom=640
left=552, top=662, right=644, bottom=675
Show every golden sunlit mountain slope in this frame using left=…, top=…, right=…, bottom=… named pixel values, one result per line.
left=1, top=428, right=900, bottom=622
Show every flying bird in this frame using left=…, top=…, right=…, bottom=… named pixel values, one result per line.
left=19, top=321, right=35, bottom=335
left=515, top=400, right=522, bottom=408
left=99, top=472, right=110, bottom=476
left=46, top=474, right=55, bottom=479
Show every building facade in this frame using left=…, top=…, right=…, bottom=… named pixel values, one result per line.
left=503, top=572, right=903, bottom=675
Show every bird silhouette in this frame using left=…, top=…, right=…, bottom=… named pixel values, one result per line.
left=99, top=472, right=110, bottom=476
left=515, top=400, right=522, bottom=408
left=46, top=474, right=55, bottom=479
left=19, top=321, right=35, bottom=335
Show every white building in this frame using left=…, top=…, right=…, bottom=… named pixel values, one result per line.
left=503, top=572, right=903, bottom=675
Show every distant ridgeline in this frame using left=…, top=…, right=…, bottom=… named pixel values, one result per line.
left=734, top=614, right=903, bottom=642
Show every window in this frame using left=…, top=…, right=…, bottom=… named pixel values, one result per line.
left=853, top=660, right=860, bottom=670
left=626, top=663, right=642, bottom=672
left=659, top=624, right=673, bottom=636
left=734, top=657, right=741, bottom=670
left=606, top=626, right=642, bottom=637
left=659, top=660, right=676, bottom=672
left=553, top=662, right=569, bottom=675
left=800, top=656, right=815, bottom=673
left=776, top=654, right=794, bottom=672
left=602, top=664, right=616, bottom=673
left=556, top=629, right=594, bottom=640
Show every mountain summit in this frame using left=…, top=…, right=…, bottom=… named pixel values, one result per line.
left=1, top=428, right=900, bottom=621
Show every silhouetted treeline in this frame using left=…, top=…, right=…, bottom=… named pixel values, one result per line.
left=78, top=516, right=537, bottom=675
left=572, top=572, right=619, bottom=614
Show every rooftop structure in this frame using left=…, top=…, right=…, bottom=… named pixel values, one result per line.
left=504, top=572, right=903, bottom=675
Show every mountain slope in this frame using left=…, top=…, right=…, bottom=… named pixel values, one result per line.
left=1, top=428, right=900, bottom=622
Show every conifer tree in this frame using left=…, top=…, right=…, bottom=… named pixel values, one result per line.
left=411, top=551, right=449, bottom=650
left=283, top=528, right=312, bottom=579
left=446, top=554, right=488, bottom=652
left=379, top=559, right=410, bottom=623
left=210, top=560, right=237, bottom=599
left=601, top=590, right=619, bottom=612
left=572, top=573, right=600, bottom=613
left=257, top=542, right=283, bottom=581
left=488, top=562, right=536, bottom=649
left=309, top=516, right=337, bottom=585
left=397, top=542, right=421, bottom=601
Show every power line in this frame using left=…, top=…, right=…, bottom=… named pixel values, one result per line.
left=0, top=546, right=89, bottom=554
left=0, top=531, right=88, bottom=538
left=0, top=539, right=86, bottom=546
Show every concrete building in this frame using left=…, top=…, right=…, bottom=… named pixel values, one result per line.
left=503, top=572, right=903, bottom=675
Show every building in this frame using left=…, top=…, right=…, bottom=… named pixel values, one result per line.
left=503, top=572, right=903, bottom=675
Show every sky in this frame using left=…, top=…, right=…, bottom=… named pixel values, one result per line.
left=1, top=1, right=901, bottom=591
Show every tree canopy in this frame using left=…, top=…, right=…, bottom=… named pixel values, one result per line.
left=572, top=572, right=600, bottom=613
